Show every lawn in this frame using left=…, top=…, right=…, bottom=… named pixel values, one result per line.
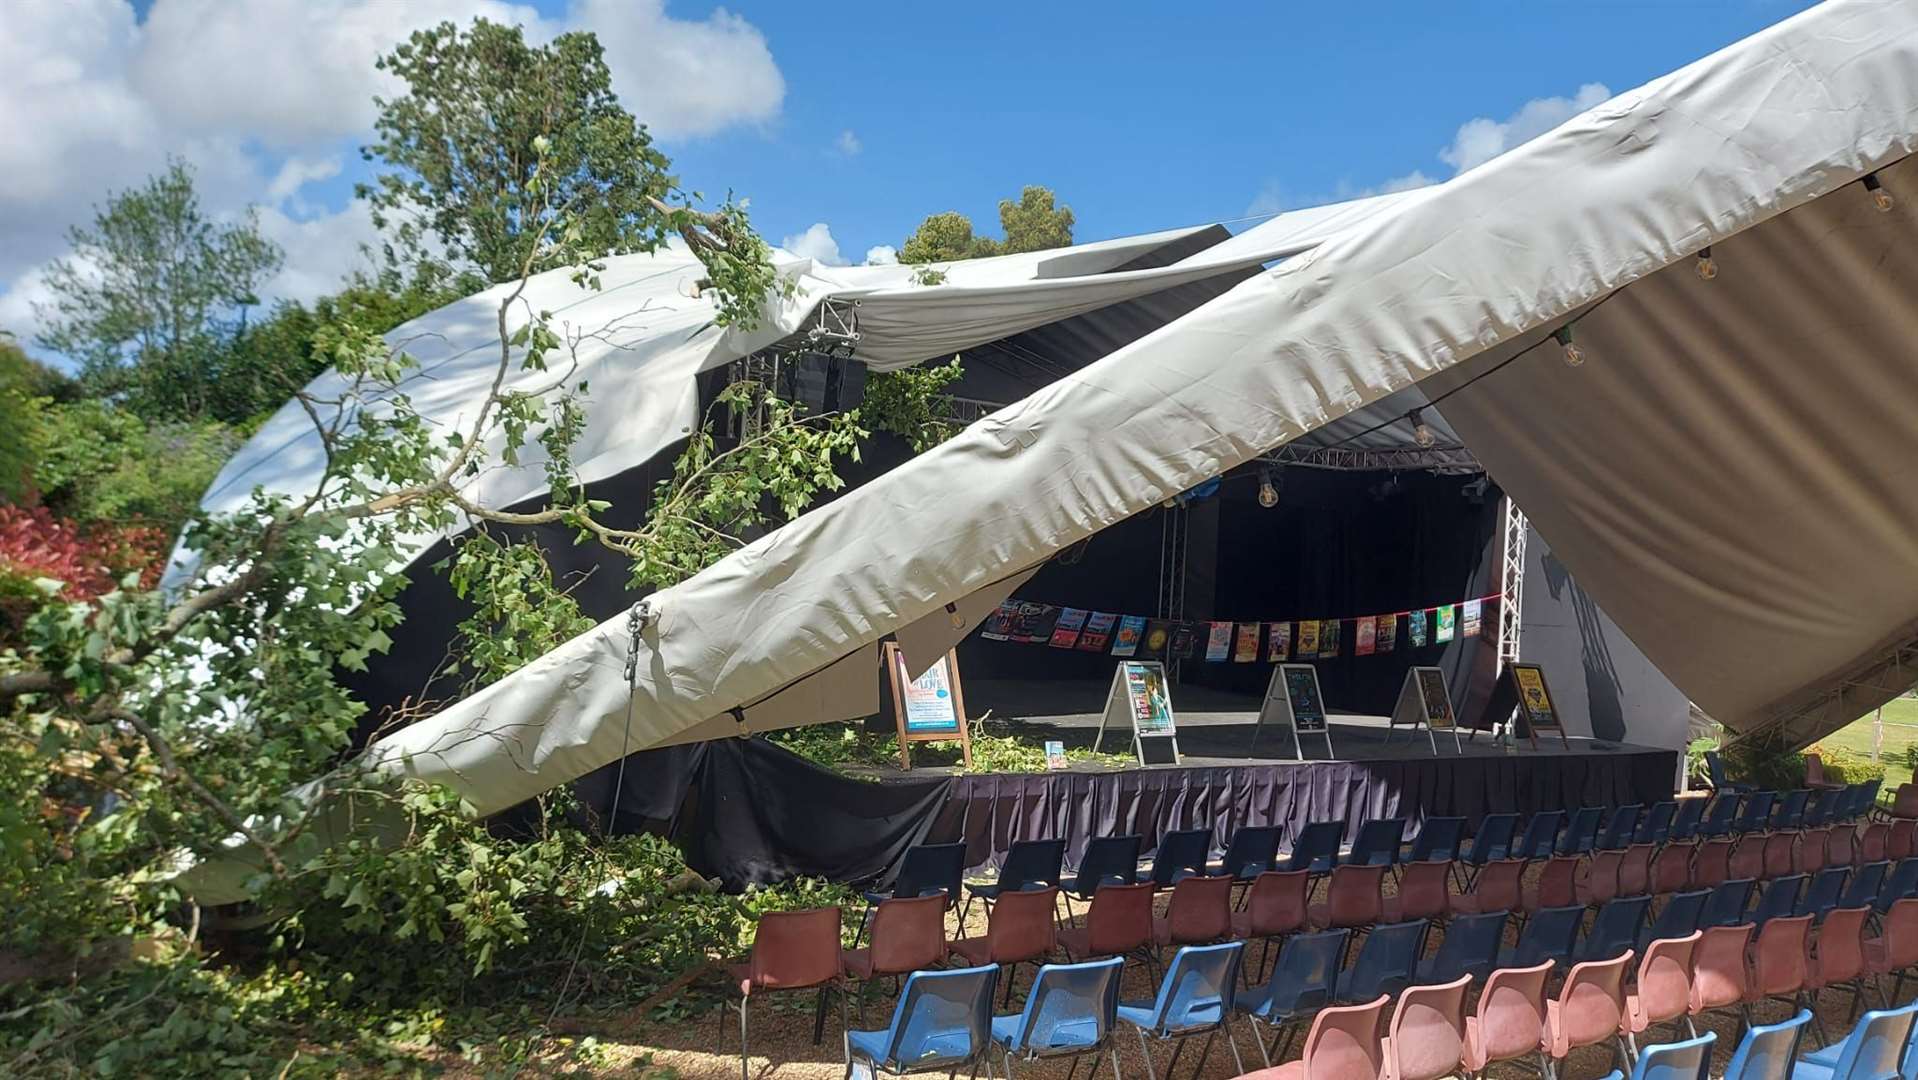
left=1815, top=694, right=1918, bottom=790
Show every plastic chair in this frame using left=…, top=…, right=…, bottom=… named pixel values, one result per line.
left=1750, top=874, right=1805, bottom=927
left=1623, top=932, right=1700, bottom=1052
left=1800, top=867, right=1850, bottom=923
left=1558, top=807, right=1603, bottom=855
left=1798, top=827, right=1831, bottom=875
left=1252, top=992, right=1389, bottom=1077
left=1891, top=784, right=1918, bottom=821
left=1283, top=820, right=1345, bottom=874
left=1651, top=843, right=1695, bottom=896
left=1381, top=859, right=1450, bottom=923
left=1698, top=795, right=1740, bottom=839
left=1636, top=802, right=1677, bottom=846
left=1512, top=809, right=1561, bottom=860
left=1819, top=825, right=1849, bottom=872
left=1745, top=913, right=1812, bottom=1018
left=1809, top=905, right=1873, bottom=1029
left=1729, top=837, right=1767, bottom=882
left=1889, top=817, right=1917, bottom=861
left=1789, top=1001, right=1918, bottom=1080
left=1417, top=909, right=1507, bottom=984
left=844, top=894, right=951, bottom=1023
left=964, top=838, right=1065, bottom=924
left=1152, top=874, right=1232, bottom=948
left=1618, top=843, right=1656, bottom=897
left=1500, top=905, right=1584, bottom=970
left=1602, top=1030, right=1714, bottom=1080
left=1208, top=826, right=1281, bottom=882
left=1344, top=818, right=1406, bottom=867
left=732, top=906, right=847, bottom=1077
left=1524, top=855, right=1582, bottom=913
left=1859, top=822, right=1890, bottom=864
left=1405, top=816, right=1466, bottom=864
left=1575, top=895, right=1651, bottom=965
left=1692, top=838, right=1735, bottom=889
left=1462, top=812, right=1521, bottom=870
left=844, top=963, right=997, bottom=1078
left=1837, top=861, right=1889, bottom=915
left=1230, top=871, right=1309, bottom=985
left=1542, top=951, right=1634, bottom=1078
left=1149, top=828, right=1212, bottom=888
left=1451, top=858, right=1524, bottom=916
left=1638, top=889, right=1708, bottom=954
left=1773, top=789, right=1811, bottom=829
left=1762, top=831, right=1799, bottom=880
left=1381, top=975, right=1470, bottom=1080
left=989, top=956, right=1123, bottom=1078
left=1719, top=1007, right=1808, bottom=1080
left=1065, top=836, right=1142, bottom=904
left=1307, top=863, right=1386, bottom=931
left=1598, top=805, right=1643, bottom=851
left=1333, top=919, right=1427, bottom=1003
left=1668, top=798, right=1706, bottom=843
left=1804, top=791, right=1839, bottom=830
left=1057, top=883, right=1156, bottom=976
left=1864, top=896, right=1918, bottom=1006
left=950, top=886, right=1058, bottom=1007
left=864, top=842, right=967, bottom=910
left=1706, top=751, right=1752, bottom=794
left=1237, top=928, right=1349, bottom=1062
left=1804, top=754, right=1846, bottom=792
left=1688, top=923, right=1755, bottom=1026
left=1578, top=850, right=1625, bottom=908
left=1701, top=878, right=1757, bottom=928
left=1116, top=941, right=1246, bottom=1079
left=1463, top=960, right=1553, bottom=1076
left=1733, top=792, right=1776, bottom=835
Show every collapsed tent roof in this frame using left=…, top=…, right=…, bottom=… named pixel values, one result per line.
left=182, top=0, right=1918, bottom=898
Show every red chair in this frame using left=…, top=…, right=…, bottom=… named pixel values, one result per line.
left=1382, top=859, right=1451, bottom=923
left=1826, top=825, right=1856, bottom=869
left=1381, top=975, right=1470, bottom=1080
left=1891, top=784, right=1918, bottom=820
left=1245, top=992, right=1390, bottom=1077
left=1805, top=753, right=1846, bottom=791
left=1308, top=863, right=1386, bottom=931
left=1543, top=951, right=1633, bottom=1076
left=1650, top=842, right=1693, bottom=895
left=1152, top=873, right=1233, bottom=947
left=730, top=906, right=846, bottom=1077
left=1523, top=856, right=1580, bottom=914
left=1576, top=850, right=1623, bottom=907
left=1058, top=882, right=1156, bottom=973
left=1692, top=838, right=1734, bottom=889
left=1690, top=923, right=1756, bottom=1025
left=1746, top=913, right=1813, bottom=1018
left=1623, top=931, right=1699, bottom=1052
left=1865, top=896, right=1918, bottom=1004
left=1232, top=870, right=1309, bottom=984
left=1859, top=822, right=1890, bottom=864
left=949, top=886, right=1057, bottom=1006
left=1889, top=817, right=1917, bottom=860
left=1808, top=905, right=1872, bottom=1026
left=1616, top=843, right=1655, bottom=897
left=1464, top=961, right=1553, bottom=1077
left=1762, top=832, right=1798, bottom=880
left=842, top=893, right=949, bottom=1021
left=1451, top=858, right=1524, bottom=916
left=1729, top=836, right=1766, bottom=882
left=1798, top=827, right=1830, bottom=874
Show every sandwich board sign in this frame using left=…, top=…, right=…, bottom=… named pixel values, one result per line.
left=1094, top=660, right=1180, bottom=765
left=1473, top=661, right=1571, bottom=749
left=1253, top=663, right=1336, bottom=760
left=883, top=642, right=973, bottom=769
left=1388, top=666, right=1462, bottom=754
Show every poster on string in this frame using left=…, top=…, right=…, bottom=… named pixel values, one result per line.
left=1094, top=660, right=1181, bottom=765
left=1111, top=616, right=1146, bottom=657
left=1295, top=619, right=1320, bottom=658
left=1435, top=605, right=1456, bottom=643
left=1388, top=665, right=1461, bottom=754
left=1049, top=607, right=1088, bottom=648
left=1204, top=621, right=1234, bottom=661
left=883, top=642, right=972, bottom=769
left=1143, top=619, right=1173, bottom=658
left=1077, top=611, right=1117, bottom=652
left=1355, top=616, right=1377, bottom=656
left=1169, top=622, right=1200, bottom=660
left=1376, top=613, right=1398, bottom=654
left=1320, top=618, right=1342, bottom=657
left=980, top=601, right=1017, bottom=641
left=1265, top=621, right=1291, bottom=662
left=1461, top=598, right=1483, bottom=639
left=1409, top=609, right=1428, bottom=647
left=1233, top=623, right=1261, bottom=662
left=1253, top=662, right=1335, bottom=760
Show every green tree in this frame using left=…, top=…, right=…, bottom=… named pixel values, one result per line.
left=899, top=185, right=1075, bottom=265
left=33, top=158, right=284, bottom=420
left=0, top=340, right=58, bottom=502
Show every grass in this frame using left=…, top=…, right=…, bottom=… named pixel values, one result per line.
left=1815, top=694, right=1918, bottom=790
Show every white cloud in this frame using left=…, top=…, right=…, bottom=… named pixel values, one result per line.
left=572, top=0, right=785, bottom=140
left=255, top=201, right=384, bottom=306
left=1438, top=83, right=1612, bottom=173
left=265, top=155, right=344, bottom=206
left=862, top=245, right=898, bottom=266
left=835, top=130, right=862, bottom=156
left=781, top=223, right=845, bottom=266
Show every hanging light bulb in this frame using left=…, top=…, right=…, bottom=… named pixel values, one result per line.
left=1553, top=325, right=1586, bottom=367
left=1257, top=467, right=1281, bottom=509
left=1410, top=408, right=1436, bottom=448
left=1695, top=245, right=1717, bottom=280
left=1864, top=173, right=1895, bottom=213
left=945, top=602, right=964, bottom=630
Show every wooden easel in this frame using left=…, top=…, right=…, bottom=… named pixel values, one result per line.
left=883, top=642, right=973, bottom=769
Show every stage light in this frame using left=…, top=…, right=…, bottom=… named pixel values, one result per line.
left=1258, top=467, right=1281, bottom=508
left=1410, top=408, right=1436, bottom=449
left=1864, top=172, right=1895, bottom=213
left=1553, top=325, right=1586, bottom=367
left=1695, top=245, right=1717, bottom=280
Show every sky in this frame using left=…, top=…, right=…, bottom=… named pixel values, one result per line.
left=0, top=0, right=1821, bottom=361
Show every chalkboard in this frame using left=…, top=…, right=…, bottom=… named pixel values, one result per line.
left=1253, top=663, right=1336, bottom=760
left=1094, top=661, right=1181, bottom=765
left=1389, top=666, right=1461, bottom=755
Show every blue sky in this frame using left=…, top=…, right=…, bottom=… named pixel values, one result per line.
left=1, top=0, right=1820, bottom=353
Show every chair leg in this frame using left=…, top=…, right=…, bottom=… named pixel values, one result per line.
left=1134, top=1027, right=1159, bottom=1080
left=1253, top=1018, right=1274, bottom=1068
left=1191, top=1030, right=1217, bottom=1078
left=814, top=988, right=831, bottom=1045
left=1001, top=962, right=1016, bottom=1008
left=738, top=996, right=751, bottom=1080
left=1165, top=1036, right=1187, bottom=1077
left=1109, top=1047, right=1123, bottom=1080
left=1223, top=1020, right=1245, bottom=1075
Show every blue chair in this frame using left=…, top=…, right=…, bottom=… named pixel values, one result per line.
left=1065, top=836, right=1142, bottom=903
left=989, top=957, right=1123, bottom=1078
left=1282, top=821, right=1344, bottom=874
left=1207, top=826, right=1281, bottom=882
left=1514, top=810, right=1566, bottom=861
left=1598, top=805, right=1643, bottom=851
left=1699, top=795, right=1741, bottom=839
left=1418, top=909, right=1507, bottom=983
left=1876, top=857, right=1918, bottom=913
left=1636, top=802, right=1678, bottom=846
left=1238, top=928, right=1348, bottom=1064
left=844, top=964, right=997, bottom=1078
left=1462, top=812, right=1520, bottom=867
left=1706, top=751, right=1753, bottom=795
left=1558, top=807, right=1603, bottom=855
left=1334, top=919, right=1427, bottom=1003
left=1116, top=942, right=1246, bottom=1079
left=1803, top=790, right=1838, bottom=829
left=1837, top=861, right=1890, bottom=916
left=1639, top=890, right=1709, bottom=953
left=1501, top=904, right=1583, bottom=969
left=1703, top=879, right=1758, bottom=928
left=964, top=839, right=1066, bottom=924
left=1751, top=875, right=1807, bottom=927
left=1790, top=1001, right=1918, bottom=1080
left=1668, top=798, right=1706, bottom=843
left=860, top=842, right=966, bottom=944
left=1575, top=895, right=1651, bottom=964
left=1721, top=1008, right=1810, bottom=1080
left=1405, top=816, right=1466, bottom=864
left=1734, top=792, right=1777, bottom=834
left=1773, top=790, right=1810, bottom=831
left=1801, top=868, right=1850, bottom=922
left=1596, top=1030, right=1715, bottom=1080
left=1149, top=828, right=1212, bottom=887
left=1344, top=818, right=1406, bottom=866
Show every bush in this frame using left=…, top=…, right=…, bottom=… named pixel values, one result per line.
left=1721, top=736, right=1888, bottom=791
left=31, top=401, right=237, bottom=531
left=1808, top=744, right=1887, bottom=786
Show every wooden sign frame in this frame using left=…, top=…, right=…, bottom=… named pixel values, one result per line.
left=1253, top=663, right=1336, bottom=761
left=1472, top=661, right=1571, bottom=749
left=1387, top=666, right=1462, bottom=755
left=1094, top=660, right=1181, bottom=766
left=883, top=642, right=972, bottom=769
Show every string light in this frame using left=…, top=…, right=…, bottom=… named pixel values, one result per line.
left=1695, top=245, right=1717, bottom=280
left=1864, top=172, right=1895, bottom=213
left=1257, top=467, right=1282, bottom=509
left=1409, top=408, right=1436, bottom=448
left=1553, top=325, right=1586, bottom=367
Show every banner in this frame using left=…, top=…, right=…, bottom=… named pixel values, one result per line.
left=1204, top=621, right=1233, bottom=661
left=1376, top=613, right=1397, bottom=654
left=1049, top=607, right=1088, bottom=648
left=1234, top=622, right=1261, bottom=662
left=1355, top=615, right=1376, bottom=656
left=1265, top=621, right=1291, bottom=662
left=1296, top=619, right=1320, bottom=658
left=1078, top=611, right=1118, bottom=652
left=1461, top=598, right=1483, bottom=639
left=1320, top=618, right=1342, bottom=658
left=1409, top=608, right=1428, bottom=647
left=1112, top=615, right=1146, bottom=657
left=1435, top=605, right=1456, bottom=643
left=1168, top=622, right=1199, bottom=660
left=1143, top=619, right=1173, bottom=658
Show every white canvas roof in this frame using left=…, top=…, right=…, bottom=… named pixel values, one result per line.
left=181, top=0, right=1918, bottom=900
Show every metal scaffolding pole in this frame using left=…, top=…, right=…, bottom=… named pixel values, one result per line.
left=1497, top=495, right=1528, bottom=674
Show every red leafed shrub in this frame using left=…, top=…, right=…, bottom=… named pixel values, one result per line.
left=0, top=506, right=170, bottom=639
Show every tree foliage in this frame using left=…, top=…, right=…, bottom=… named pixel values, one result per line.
left=899, top=184, right=1075, bottom=265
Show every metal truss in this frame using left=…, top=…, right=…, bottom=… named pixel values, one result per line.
left=1260, top=444, right=1483, bottom=473
left=1497, top=496, right=1528, bottom=674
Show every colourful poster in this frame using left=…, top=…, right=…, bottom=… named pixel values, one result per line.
left=1265, top=621, right=1291, bottom=662
left=1376, top=613, right=1398, bottom=654
left=1461, top=598, right=1483, bottom=639
left=979, top=601, right=1018, bottom=641
left=1435, top=605, right=1456, bottom=643
left=1112, top=616, right=1147, bottom=657
left=1168, top=622, right=1199, bottom=660
left=1233, top=622, right=1261, bottom=662
left=1296, top=619, right=1320, bottom=658
left=1355, top=616, right=1376, bottom=656
left=1143, top=619, right=1174, bottom=658
left=1204, top=621, right=1234, bottom=661
left=899, top=654, right=961, bottom=732
left=1122, top=661, right=1176, bottom=734
left=1320, top=618, right=1342, bottom=658
left=1077, top=611, right=1118, bottom=652
left=1010, top=602, right=1058, bottom=644
left=1049, top=607, right=1088, bottom=648
left=1409, top=609, right=1428, bottom=647
left=1044, top=739, right=1068, bottom=770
